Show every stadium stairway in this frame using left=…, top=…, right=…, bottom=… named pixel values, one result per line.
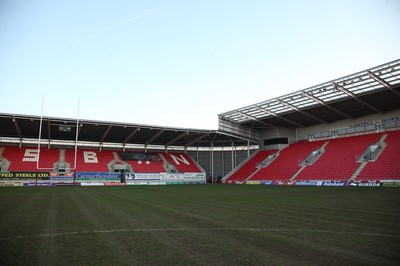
left=348, top=134, right=388, bottom=181
left=0, top=147, right=11, bottom=172
left=224, top=150, right=278, bottom=182
left=1, top=146, right=59, bottom=172
left=249, top=140, right=326, bottom=181
left=223, top=131, right=398, bottom=182
left=355, top=130, right=400, bottom=180
left=294, top=133, right=383, bottom=181
left=289, top=141, right=329, bottom=181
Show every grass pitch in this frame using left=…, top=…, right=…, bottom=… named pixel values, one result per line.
left=0, top=185, right=399, bottom=265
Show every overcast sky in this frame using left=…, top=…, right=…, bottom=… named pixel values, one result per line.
left=1, top=0, right=400, bottom=129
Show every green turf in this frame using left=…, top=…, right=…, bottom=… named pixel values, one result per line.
left=0, top=185, right=399, bottom=265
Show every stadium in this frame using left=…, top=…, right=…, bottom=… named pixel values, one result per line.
left=1, top=59, right=400, bottom=265
left=1, top=59, right=400, bottom=186
left=2, top=1, right=400, bottom=265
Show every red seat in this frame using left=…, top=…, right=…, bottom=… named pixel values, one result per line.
left=357, top=131, right=400, bottom=180
left=160, top=152, right=202, bottom=173
left=2, top=146, right=59, bottom=171
left=226, top=150, right=278, bottom=181
left=295, top=133, right=383, bottom=181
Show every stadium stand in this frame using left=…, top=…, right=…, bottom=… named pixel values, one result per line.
left=0, top=59, right=399, bottom=184
left=224, top=132, right=397, bottom=182
left=1, top=146, right=59, bottom=171
left=225, top=150, right=278, bottom=181
left=126, top=159, right=166, bottom=173
left=356, top=130, right=400, bottom=180
left=161, top=152, right=203, bottom=173
left=0, top=146, right=203, bottom=174
left=293, top=133, right=383, bottom=181
left=64, top=149, right=116, bottom=172
left=249, top=140, right=325, bottom=181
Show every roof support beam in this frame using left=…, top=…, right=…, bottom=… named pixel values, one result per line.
left=255, top=106, right=303, bottom=127
left=368, top=71, right=400, bottom=97
left=302, top=91, right=352, bottom=119
left=216, top=130, right=258, bottom=143
left=185, top=133, right=209, bottom=148
left=237, top=111, right=275, bottom=127
left=166, top=131, right=187, bottom=148
left=333, top=82, right=382, bottom=113
left=278, top=100, right=326, bottom=123
left=12, top=117, right=23, bottom=140
left=100, top=124, right=113, bottom=143
left=145, top=129, right=165, bottom=146
left=123, top=127, right=139, bottom=144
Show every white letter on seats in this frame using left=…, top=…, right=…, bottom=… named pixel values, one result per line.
left=170, top=154, right=189, bottom=165
left=84, top=151, right=98, bottom=163
left=23, top=149, right=39, bottom=162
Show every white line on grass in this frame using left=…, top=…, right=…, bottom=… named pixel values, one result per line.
left=1, top=227, right=399, bottom=241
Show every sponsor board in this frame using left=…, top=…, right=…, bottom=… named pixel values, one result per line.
left=80, top=182, right=104, bottom=187
left=130, top=173, right=161, bottom=180
left=56, top=182, right=80, bottom=186
left=261, top=181, right=273, bottom=185
left=23, top=182, right=56, bottom=186
left=272, top=181, right=294, bottom=186
left=160, top=173, right=206, bottom=181
left=127, top=182, right=167, bottom=186
left=245, top=181, right=261, bottom=185
left=50, top=172, right=74, bottom=177
left=185, top=181, right=206, bottom=184
left=380, top=182, right=400, bottom=188
left=0, top=172, right=50, bottom=180
left=348, top=182, right=380, bottom=187
left=295, top=181, right=318, bottom=186
left=125, top=173, right=136, bottom=180
left=103, top=182, right=126, bottom=186
left=50, top=177, right=74, bottom=180
left=0, top=181, right=24, bottom=187
left=316, top=181, right=347, bottom=187
left=75, top=172, right=120, bottom=180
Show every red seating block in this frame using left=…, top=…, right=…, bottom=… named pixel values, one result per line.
left=64, top=149, right=115, bottom=172
left=295, top=133, right=383, bottom=181
left=250, top=141, right=325, bottom=181
left=357, top=131, right=400, bottom=180
left=1, top=146, right=59, bottom=171
left=226, top=150, right=278, bottom=181
left=161, top=152, right=202, bottom=173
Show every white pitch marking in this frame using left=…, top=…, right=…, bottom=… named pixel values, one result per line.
left=1, top=227, right=399, bottom=241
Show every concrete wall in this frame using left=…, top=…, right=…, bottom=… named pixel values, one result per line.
left=258, top=127, right=297, bottom=150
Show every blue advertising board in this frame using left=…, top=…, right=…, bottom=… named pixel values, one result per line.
left=75, top=172, right=120, bottom=180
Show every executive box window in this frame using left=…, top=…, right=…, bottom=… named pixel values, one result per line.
left=264, top=138, right=288, bottom=146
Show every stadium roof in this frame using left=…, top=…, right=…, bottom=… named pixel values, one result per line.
left=218, top=59, right=400, bottom=130
left=0, top=113, right=256, bottom=148
left=2, top=60, right=400, bottom=148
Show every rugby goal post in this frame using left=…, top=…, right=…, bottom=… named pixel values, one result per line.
left=35, top=95, right=80, bottom=185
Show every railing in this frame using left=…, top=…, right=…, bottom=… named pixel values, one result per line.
left=218, top=118, right=259, bottom=141
left=308, top=118, right=400, bottom=140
